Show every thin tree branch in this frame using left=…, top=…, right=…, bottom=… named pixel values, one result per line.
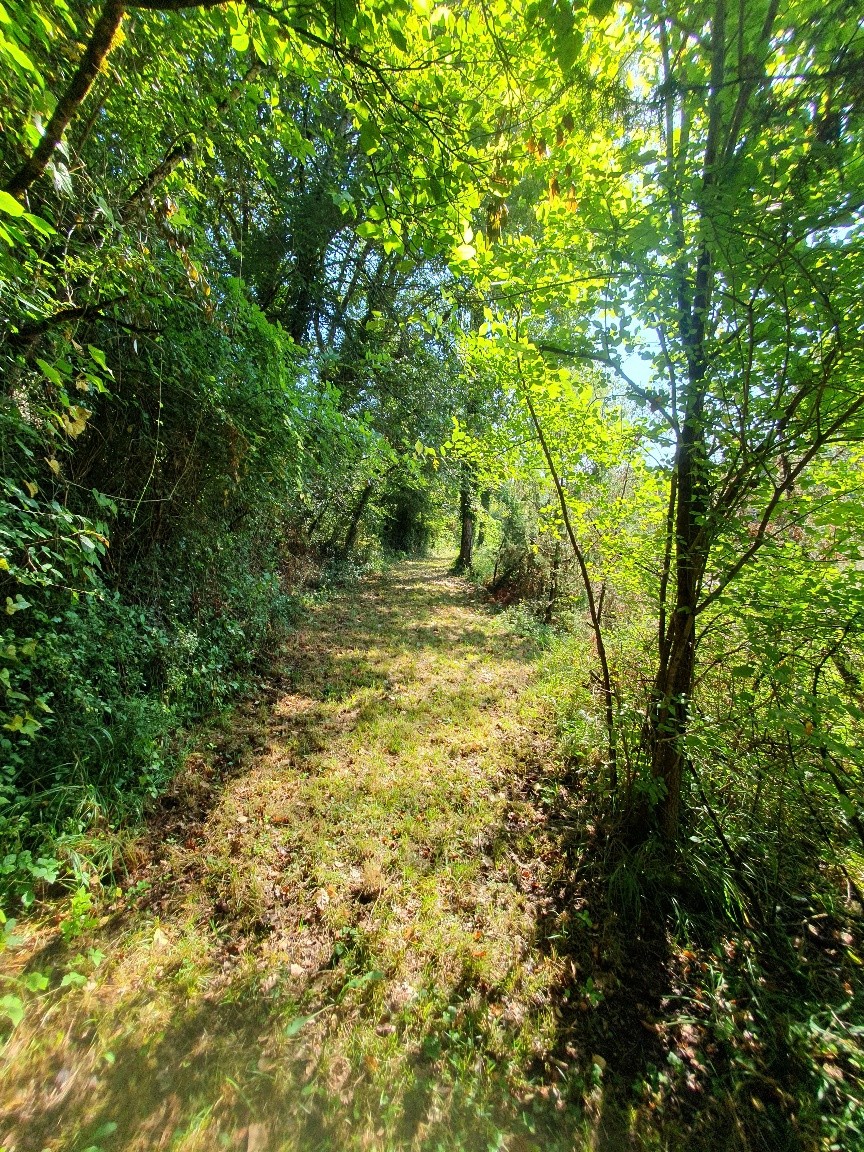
left=517, top=352, right=618, bottom=789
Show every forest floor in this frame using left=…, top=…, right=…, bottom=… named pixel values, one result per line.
left=0, top=559, right=819, bottom=1152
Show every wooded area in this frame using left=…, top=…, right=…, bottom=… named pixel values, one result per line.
left=1, top=0, right=863, bottom=1148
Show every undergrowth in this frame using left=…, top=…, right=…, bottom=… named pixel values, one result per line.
left=532, top=623, right=864, bottom=1152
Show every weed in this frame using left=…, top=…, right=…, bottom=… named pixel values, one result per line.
left=59, top=884, right=98, bottom=942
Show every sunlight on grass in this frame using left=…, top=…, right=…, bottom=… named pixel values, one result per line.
left=0, top=559, right=608, bottom=1152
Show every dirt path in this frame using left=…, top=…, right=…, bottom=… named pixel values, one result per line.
left=1, top=559, right=619, bottom=1152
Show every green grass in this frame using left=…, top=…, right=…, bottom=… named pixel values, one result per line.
left=2, top=558, right=860, bottom=1152
left=0, top=559, right=606, bottom=1152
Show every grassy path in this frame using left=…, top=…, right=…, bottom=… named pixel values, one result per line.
left=1, top=559, right=614, bottom=1152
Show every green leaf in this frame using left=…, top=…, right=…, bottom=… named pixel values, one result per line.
left=87, top=345, right=111, bottom=374
left=356, top=220, right=382, bottom=240
left=0, top=994, right=24, bottom=1027
left=589, top=0, right=614, bottom=18
left=838, top=794, right=856, bottom=820
left=358, top=119, right=380, bottom=155
left=21, top=971, right=49, bottom=992
left=0, top=33, right=40, bottom=78
left=388, top=19, right=408, bottom=53
left=35, top=358, right=63, bottom=386
left=0, top=190, right=25, bottom=217
left=22, top=211, right=54, bottom=236
left=285, top=1014, right=316, bottom=1037
left=60, top=971, right=87, bottom=988
left=341, top=968, right=384, bottom=993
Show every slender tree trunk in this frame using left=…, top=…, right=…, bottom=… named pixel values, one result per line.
left=455, top=475, right=475, bottom=572
left=647, top=276, right=710, bottom=840
left=649, top=597, right=698, bottom=840
left=645, top=0, right=728, bottom=841
left=521, top=370, right=617, bottom=790
left=343, top=480, right=374, bottom=555
left=544, top=539, right=561, bottom=625
left=476, top=490, right=490, bottom=548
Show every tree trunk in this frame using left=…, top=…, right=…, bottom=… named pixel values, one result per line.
left=544, top=539, right=561, bottom=625
left=649, top=605, right=697, bottom=840
left=521, top=376, right=617, bottom=789
left=647, top=305, right=711, bottom=839
left=343, top=480, right=374, bottom=555
left=476, top=490, right=490, bottom=548
left=647, top=237, right=712, bottom=840
left=455, top=475, right=475, bottom=572
left=644, top=0, right=726, bottom=840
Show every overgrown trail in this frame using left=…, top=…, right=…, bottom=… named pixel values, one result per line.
left=1, top=559, right=619, bottom=1152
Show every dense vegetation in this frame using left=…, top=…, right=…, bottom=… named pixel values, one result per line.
left=1, top=0, right=863, bottom=1147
